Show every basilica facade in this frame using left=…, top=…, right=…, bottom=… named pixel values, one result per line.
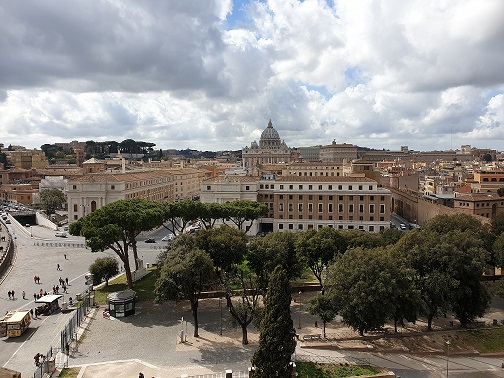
left=242, top=120, right=293, bottom=168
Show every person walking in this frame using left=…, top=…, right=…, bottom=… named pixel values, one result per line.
left=57, top=263, right=61, bottom=271
left=65, top=277, right=69, bottom=286
left=30, top=309, right=33, bottom=318
left=22, top=290, right=26, bottom=299
left=11, top=290, right=14, bottom=299
left=33, top=293, right=37, bottom=300
left=8, top=291, right=11, bottom=299
left=64, top=253, right=67, bottom=260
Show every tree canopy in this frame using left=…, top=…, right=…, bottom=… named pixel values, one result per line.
left=69, top=198, right=165, bottom=288
left=40, top=189, right=66, bottom=214
left=251, top=266, right=296, bottom=377
left=89, top=257, right=119, bottom=286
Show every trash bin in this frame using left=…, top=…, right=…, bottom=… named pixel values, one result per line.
left=46, top=356, right=55, bottom=372
left=90, top=295, right=95, bottom=307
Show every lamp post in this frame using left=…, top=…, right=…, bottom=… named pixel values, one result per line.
left=298, top=291, right=302, bottom=329
left=219, top=297, right=223, bottom=336
left=446, top=340, right=450, bottom=378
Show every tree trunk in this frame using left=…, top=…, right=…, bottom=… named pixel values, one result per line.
left=123, top=254, right=134, bottom=289
left=323, top=320, right=326, bottom=339
left=241, top=323, right=249, bottom=345
left=427, top=315, right=433, bottom=331
left=394, top=318, right=398, bottom=333
left=191, top=299, right=199, bottom=337
left=132, top=240, right=140, bottom=270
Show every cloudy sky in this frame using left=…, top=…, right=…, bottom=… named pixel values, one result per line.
left=1, top=0, right=503, bottom=152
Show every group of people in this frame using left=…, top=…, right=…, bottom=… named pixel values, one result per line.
left=34, top=352, right=45, bottom=367
left=33, top=275, right=41, bottom=284
left=7, top=290, right=15, bottom=299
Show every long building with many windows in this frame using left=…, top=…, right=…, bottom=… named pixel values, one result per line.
left=201, top=175, right=391, bottom=234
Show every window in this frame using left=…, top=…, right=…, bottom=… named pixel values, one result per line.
left=298, top=195, right=303, bottom=200
left=308, top=203, right=313, bottom=212
left=349, top=196, right=354, bottom=200
left=206, top=186, right=211, bottom=190
left=319, top=185, right=323, bottom=190
left=265, top=184, right=269, bottom=189
left=370, top=196, right=374, bottom=200
left=279, top=224, right=284, bottom=230
left=359, top=185, right=363, bottom=190
left=279, top=195, right=284, bottom=200
left=280, top=185, right=284, bottom=189
left=349, top=185, right=353, bottom=190
left=370, top=216, right=374, bottom=221
left=271, top=185, right=274, bottom=189
left=279, top=203, right=284, bottom=212
left=339, top=216, right=343, bottom=220
left=289, top=204, right=294, bottom=212
left=370, top=204, right=375, bottom=213
left=328, top=185, right=332, bottom=190
left=299, top=185, right=303, bottom=190
left=328, top=203, right=333, bottom=212
left=328, top=195, right=333, bottom=200
left=298, top=204, right=303, bottom=212
left=319, top=195, right=323, bottom=200
left=360, top=196, right=364, bottom=201
left=380, top=204, right=385, bottom=213
left=339, top=195, right=343, bottom=201
left=298, top=224, right=304, bottom=230
left=338, top=185, right=342, bottom=190
left=289, top=195, right=293, bottom=200
left=309, top=185, right=313, bottom=190
left=338, top=204, right=343, bottom=212
left=309, top=195, right=313, bottom=200
left=73, top=204, right=77, bottom=212
left=245, top=186, right=250, bottom=190
left=73, top=185, right=77, bottom=190
left=349, top=204, right=354, bottom=212
left=260, top=185, right=264, bottom=189
left=288, top=224, right=294, bottom=230
left=289, top=185, right=293, bottom=190
left=111, top=185, right=115, bottom=190
left=369, top=185, right=373, bottom=190
left=318, top=203, right=323, bottom=212
left=359, top=204, right=364, bottom=213
left=369, top=226, right=374, bottom=232
left=380, top=196, right=385, bottom=201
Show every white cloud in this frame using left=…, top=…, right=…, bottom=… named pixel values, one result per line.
left=0, top=0, right=503, bottom=152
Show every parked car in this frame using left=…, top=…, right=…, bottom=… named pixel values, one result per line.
left=5, top=219, right=10, bottom=224
left=145, top=238, right=156, bottom=243
left=55, top=231, right=67, bottom=238
left=399, top=223, right=407, bottom=230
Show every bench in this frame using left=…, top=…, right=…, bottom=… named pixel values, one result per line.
left=303, top=334, right=322, bottom=341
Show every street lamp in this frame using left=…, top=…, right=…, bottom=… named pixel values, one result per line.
left=298, top=291, right=302, bottom=329
left=446, top=340, right=450, bottom=378
left=219, top=297, right=223, bottom=336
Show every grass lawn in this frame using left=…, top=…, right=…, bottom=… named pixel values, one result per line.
left=58, top=367, right=80, bottom=378
left=93, top=267, right=159, bottom=305
left=297, top=362, right=383, bottom=378
left=455, top=328, right=504, bottom=353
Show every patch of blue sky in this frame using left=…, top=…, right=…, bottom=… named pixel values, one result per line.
left=304, top=84, right=331, bottom=99
left=483, top=88, right=503, bottom=103
left=344, top=66, right=368, bottom=87
left=225, top=0, right=254, bottom=29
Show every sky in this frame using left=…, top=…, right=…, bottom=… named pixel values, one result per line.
left=0, top=0, right=503, bottom=153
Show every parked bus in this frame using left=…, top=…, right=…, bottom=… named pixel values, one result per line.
left=0, top=310, right=31, bottom=337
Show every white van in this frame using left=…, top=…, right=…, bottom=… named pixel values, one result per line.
left=55, top=231, right=67, bottom=238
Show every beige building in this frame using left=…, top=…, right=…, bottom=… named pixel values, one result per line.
left=319, top=140, right=358, bottom=162
left=281, top=162, right=350, bottom=177
left=453, top=192, right=504, bottom=218
left=8, top=149, right=48, bottom=169
left=201, top=174, right=391, bottom=234
left=67, top=167, right=205, bottom=222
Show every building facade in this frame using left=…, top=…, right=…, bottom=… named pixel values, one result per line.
left=242, top=120, right=292, bottom=168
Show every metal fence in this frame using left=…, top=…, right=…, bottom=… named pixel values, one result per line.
left=33, top=241, right=86, bottom=248
left=32, top=346, right=53, bottom=378
left=60, top=294, right=90, bottom=358
left=183, top=372, right=248, bottom=378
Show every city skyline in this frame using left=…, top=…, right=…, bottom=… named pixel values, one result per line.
left=0, top=1, right=503, bottom=152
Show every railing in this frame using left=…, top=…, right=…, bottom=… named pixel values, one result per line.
left=32, top=346, right=53, bottom=378
left=59, top=295, right=90, bottom=367
left=33, top=241, right=86, bottom=248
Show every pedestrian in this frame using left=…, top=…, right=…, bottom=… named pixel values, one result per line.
left=11, top=290, right=14, bottom=299
left=37, top=276, right=40, bottom=284
left=22, top=290, right=26, bottom=299
left=65, top=342, right=70, bottom=355
left=34, top=308, right=38, bottom=319
left=30, top=309, right=33, bottom=318
left=33, top=293, right=37, bottom=300
left=33, top=275, right=37, bottom=284
left=65, top=277, right=69, bottom=286
left=57, top=263, right=61, bottom=271
left=139, top=373, right=144, bottom=378
left=39, top=289, right=43, bottom=296
left=7, top=291, right=11, bottom=299
left=56, top=285, right=59, bottom=294
left=64, top=253, right=67, bottom=260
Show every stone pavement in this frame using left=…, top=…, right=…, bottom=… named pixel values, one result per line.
left=59, top=290, right=504, bottom=378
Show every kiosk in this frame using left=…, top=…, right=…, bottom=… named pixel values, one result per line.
left=107, top=290, right=136, bottom=317
left=35, top=294, right=63, bottom=315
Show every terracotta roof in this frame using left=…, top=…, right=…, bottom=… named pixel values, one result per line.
left=456, top=193, right=501, bottom=201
